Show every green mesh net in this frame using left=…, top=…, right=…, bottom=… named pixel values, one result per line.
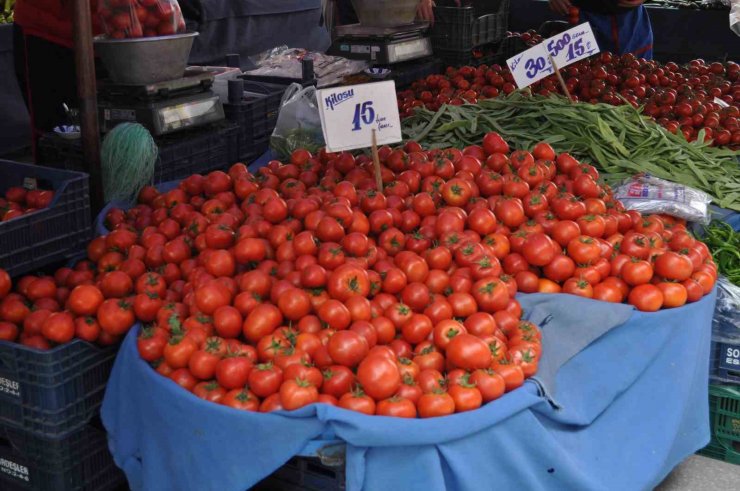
left=101, top=123, right=158, bottom=202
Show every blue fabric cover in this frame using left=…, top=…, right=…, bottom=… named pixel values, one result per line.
left=580, top=6, right=653, bottom=60
left=101, top=290, right=716, bottom=491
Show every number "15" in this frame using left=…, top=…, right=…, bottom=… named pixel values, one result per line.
left=352, top=101, right=375, bottom=131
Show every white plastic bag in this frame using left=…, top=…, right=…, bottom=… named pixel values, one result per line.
left=270, top=83, right=325, bottom=159
left=613, top=174, right=712, bottom=223
left=732, top=0, right=740, bottom=36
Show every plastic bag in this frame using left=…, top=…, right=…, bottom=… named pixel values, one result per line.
left=712, top=276, right=740, bottom=342
left=732, top=0, right=740, bottom=36
left=613, top=174, right=712, bottom=223
left=98, top=0, right=186, bottom=39
left=270, top=83, right=325, bottom=160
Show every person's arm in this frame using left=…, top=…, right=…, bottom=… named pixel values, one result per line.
left=417, top=0, right=435, bottom=23
left=616, top=0, right=646, bottom=7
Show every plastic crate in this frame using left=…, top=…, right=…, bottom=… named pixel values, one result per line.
left=435, top=42, right=503, bottom=68
left=0, top=421, right=124, bottom=490
left=0, top=161, right=91, bottom=277
left=390, top=57, right=444, bottom=89
left=698, top=438, right=740, bottom=465
left=0, top=339, right=118, bottom=439
left=255, top=457, right=345, bottom=491
left=224, top=80, right=287, bottom=163
left=709, top=339, right=740, bottom=384
left=431, top=0, right=510, bottom=51
left=708, top=384, right=740, bottom=443
left=37, top=122, right=239, bottom=184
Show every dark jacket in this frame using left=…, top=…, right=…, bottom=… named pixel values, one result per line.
left=573, top=0, right=636, bottom=15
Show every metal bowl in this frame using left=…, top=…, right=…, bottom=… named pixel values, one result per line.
left=94, top=32, right=198, bottom=85
left=351, top=0, right=421, bottom=27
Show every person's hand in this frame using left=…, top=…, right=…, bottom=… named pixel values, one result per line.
left=548, top=0, right=572, bottom=16
left=617, top=0, right=646, bottom=6
left=417, top=0, right=436, bottom=24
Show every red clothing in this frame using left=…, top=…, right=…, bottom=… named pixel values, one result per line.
left=14, top=0, right=102, bottom=48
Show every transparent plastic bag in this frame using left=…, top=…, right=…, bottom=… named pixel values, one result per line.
left=712, top=276, right=740, bottom=342
left=732, top=0, right=740, bottom=36
left=613, top=174, right=712, bottom=223
left=270, top=83, right=325, bottom=160
left=98, top=0, right=186, bottom=39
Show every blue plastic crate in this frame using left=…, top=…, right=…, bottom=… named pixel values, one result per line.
left=0, top=160, right=91, bottom=277
left=0, top=421, right=124, bottom=491
left=0, top=339, right=118, bottom=439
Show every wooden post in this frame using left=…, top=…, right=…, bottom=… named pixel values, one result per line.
left=548, top=54, right=574, bottom=102
left=71, top=0, right=104, bottom=212
left=371, top=129, right=383, bottom=192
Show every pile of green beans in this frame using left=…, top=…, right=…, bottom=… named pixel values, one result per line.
left=402, top=93, right=740, bottom=211
left=702, top=221, right=740, bottom=285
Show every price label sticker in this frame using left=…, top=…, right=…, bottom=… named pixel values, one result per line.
left=317, top=80, right=402, bottom=153
left=546, top=23, right=600, bottom=69
left=507, top=22, right=600, bottom=89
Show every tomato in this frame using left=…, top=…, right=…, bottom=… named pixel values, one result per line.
left=0, top=269, right=10, bottom=299
left=620, top=232, right=650, bottom=259
left=222, top=388, right=260, bottom=411
left=318, top=299, right=352, bottom=330
left=521, top=233, right=557, bottom=266
left=164, top=336, right=198, bottom=369
left=628, top=284, right=664, bottom=312
left=327, top=265, right=370, bottom=301
left=0, top=321, right=18, bottom=341
left=448, top=381, right=483, bottom=412
left=567, top=236, right=602, bottom=264
left=621, top=259, right=653, bottom=286
left=327, top=330, right=369, bottom=367
left=243, top=304, right=283, bottom=342
left=593, top=282, right=623, bottom=303
left=41, top=311, right=75, bottom=343
left=322, top=365, right=355, bottom=398
left=216, top=355, right=253, bottom=389
left=472, top=278, right=509, bottom=313
left=357, top=355, right=402, bottom=400
left=470, top=368, right=506, bottom=402
left=401, top=313, right=434, bottom=344
left=67, top=285, right=104, bottom=316
left=339, top=389, right=376, bottom=415
left=654, top=251, right=693, bottom=281
left=657, top=282, right=687, bottom=308
left=376, top=396, right=417, bottom=418
left=433, top=319, right=466, bottom=350
left=417, top=391, right=456, bottom=418
left=97, top=299, right=135, bottom=335
left=496, top=363, right=525, bottom=391
left=446, top=334, right=492, bottom=370
left=441, top=178, right=473, bottom=206
left=691, top=271, right=715, bottom=294
left=562, top=278, right=594, bottom=298
left=193, top=381, right=226, bottom=403
left=194, top=281, right=232, bottom=315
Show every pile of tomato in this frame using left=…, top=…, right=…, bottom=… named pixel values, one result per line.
left=1, top=185, right=54, bottom=222
left=0, top=132, right=718, bottom=418
left=397, top=53, right=740, bottom=146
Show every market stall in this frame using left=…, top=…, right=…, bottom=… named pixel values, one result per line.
left=0, top=0, right=740, bottom=490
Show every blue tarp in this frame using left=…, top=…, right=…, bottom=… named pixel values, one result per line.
left=102, top=289, right=716, bottom=491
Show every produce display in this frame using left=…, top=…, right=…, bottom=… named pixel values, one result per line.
left=98, top=0, right=186, bottom=39
left=403, top=94, right=740, bottom=210
left=702, top=220, right=740, bottom=285
left=0, top=129, right=719, bottom=419
left=397, top=55, right=740, bottom=147
left=0, top=0, right=13, bottom=24
left=646, top=0, right=729, bottom=9
left=1, top=185, right=54, bottom=221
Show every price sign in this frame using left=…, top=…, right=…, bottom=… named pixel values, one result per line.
left=507, top=22, right=600, bottom=89
left=317, top=81, right=402, bottom=153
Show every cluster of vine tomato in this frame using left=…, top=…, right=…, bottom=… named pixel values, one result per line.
left=0, top=132, right=717, bottom=418
left=397, top=53, right=740, bottom=147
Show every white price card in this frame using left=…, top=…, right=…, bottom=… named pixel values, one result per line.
left=545, top=23, right=600, bottom=70
left=507, top=22, right=600, bottom=89
left=317, top=81, right=402, bottom=153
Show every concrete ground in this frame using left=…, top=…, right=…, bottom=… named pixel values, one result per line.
left=656, top=455, right=740, bottom=491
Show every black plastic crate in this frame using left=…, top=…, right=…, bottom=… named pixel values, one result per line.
left=709, top=338, right=740, bottom=384
left=255, top=457, right=345, bottom=491
left=224, top=80, right=287, bottom=163
left=435, top=42, right=503, bottom=68
left=0, top=339, right=118, bottom=439
left=390, top=57, right=444, bottom=89
left=0, top=161, right=91, bottom=277
left=431, top=0, right=510, bottom=51
left=0, top=421, right=124, bottom=490
left=37, top=122, right=239, bottom=184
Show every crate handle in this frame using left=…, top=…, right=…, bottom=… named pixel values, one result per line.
left=316, top=443, right=346, bottom=467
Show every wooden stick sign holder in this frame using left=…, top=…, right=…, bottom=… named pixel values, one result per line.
left=547, top=54, right=574, bottom=103
left=371, top=129, right=383, bottom=192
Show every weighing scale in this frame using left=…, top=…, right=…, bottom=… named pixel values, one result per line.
left=98, top=67, right=225, bottom=135
left=328, top=22, right=433, bottom=65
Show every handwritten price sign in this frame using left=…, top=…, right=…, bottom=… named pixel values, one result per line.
left=317, top=81, right=402, bottom=153
left=507, top=22, right=600, bottom=89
